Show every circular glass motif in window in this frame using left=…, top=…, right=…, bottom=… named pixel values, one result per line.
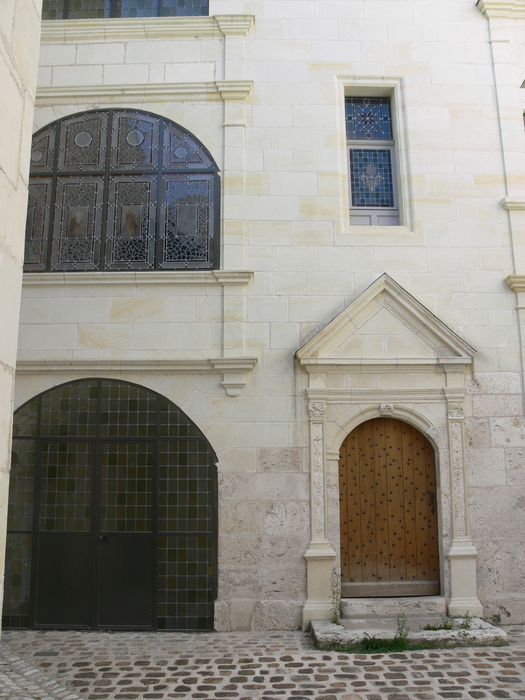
left=31, top=150, right=43, bottom=163
left=126, top=129, right=145, bottom=147
left=74, top=131, right=93, bottom=148
left=174, top=146, right=188, bottom=160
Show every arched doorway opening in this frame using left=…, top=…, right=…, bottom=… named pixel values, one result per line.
left=339, top=417, right=439, bottom=597
left=3, top=379, right=217, bottom=631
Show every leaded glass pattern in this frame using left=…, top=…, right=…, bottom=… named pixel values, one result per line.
left=26, top=109, right=219, bottom=271
left=51, top=177, right=104, bottom=270
left=100, top=443, right=154, bottom=532
left=98, top=380, right=158, bottom=438
left=40, top=380, right=98, bottom=438
left=157, top=534, right=215, bottom=631
left=39, top=442, right=91, bottom=532
left=158, top=438, right=215, bottom=532
left=8, top=441, right=36, bottom=531
left=5, top=379, right=217, bottom=632
left=43, top=0, right=209, bottom=18
left=106, top=176, right=156, bottom=269
left=24, top=181, right=52, bottom=269
left=346, top=97, right=393, bottom=141
left=350, top=149, right=395, bottom=208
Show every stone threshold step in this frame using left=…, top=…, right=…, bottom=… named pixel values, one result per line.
left=342, top=596, right=447, bottom=618
left=312, top=616, right=507, bottom=649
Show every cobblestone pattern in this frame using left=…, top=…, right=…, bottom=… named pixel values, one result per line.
left=1, top=627, right=525, bottom=699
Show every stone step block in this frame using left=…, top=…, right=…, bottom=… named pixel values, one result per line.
left=341, top=596, right=447, bottom=619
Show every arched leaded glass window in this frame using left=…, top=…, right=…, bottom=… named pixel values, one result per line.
left=25, top=109, right=220, bottom=272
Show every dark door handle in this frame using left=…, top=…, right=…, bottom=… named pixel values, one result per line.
left=98, top=534, right=109, bottom=542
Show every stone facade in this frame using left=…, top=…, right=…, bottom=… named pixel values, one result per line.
left=2, top=0, right=525, bottom=630
left=0, top=0, right=42, bottom=632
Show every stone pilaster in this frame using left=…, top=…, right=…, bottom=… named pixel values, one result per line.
left=303, top=400, right=336, bottom=628
left=445, top=389, right=483, bottom=617
left=0, top=0, right=42, bottom=636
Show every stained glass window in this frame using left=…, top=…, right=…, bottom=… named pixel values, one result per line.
left=25, top=109, right=219, bottom=271
left=42, top=0, right=209, bottom=19
left=346, top=96, right=400, bottom=225
left=350, top=149, right=394, bottom=208
left=345, top=97, right=393, bottom=141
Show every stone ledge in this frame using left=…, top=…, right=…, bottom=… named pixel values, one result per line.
left=507, top=274, right=525, bottom=293
left=22, top=270, right=254, bottom=287
left=312, top=617, right=508, bottom=650
left=15, top=356, right=257, bottom=397
left=477, top=0, right=525, bottom=18
left=36, top=80, right=253, bottom=106
left=41, top=15, right=255, bottom=43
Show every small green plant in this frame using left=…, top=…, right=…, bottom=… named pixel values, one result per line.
left=461, top=610, right=472, bottom=630
left=423, top=614, right=454, bottom=631
left=395, top=612, right=409, bottom=642
left=329, top=567, right=341, bottom=624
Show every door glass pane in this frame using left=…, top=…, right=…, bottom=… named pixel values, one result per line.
left=157, top=534, right=215, bottom=631
left=100, top=442, right=154, bottom=532
left=158, top=438, right=214, bottom=532
left=39, top=442, right=91, bottom=532
left=8, top=440, right=36, bottom=531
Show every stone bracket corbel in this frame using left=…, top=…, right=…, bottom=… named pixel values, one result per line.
left=210, top=358, right=257, bottom=397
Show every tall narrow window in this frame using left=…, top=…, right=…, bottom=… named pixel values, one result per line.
left=346, top=96, right=400, bottom=226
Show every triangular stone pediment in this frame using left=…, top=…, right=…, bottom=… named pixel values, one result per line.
left=296, top=274, right=475, bottom=368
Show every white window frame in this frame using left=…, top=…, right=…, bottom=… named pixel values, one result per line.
left=346, top=96, right=400, bottom=227
left=337, top=78, right=414, bottom=234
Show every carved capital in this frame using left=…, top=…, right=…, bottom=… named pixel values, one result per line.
left=379, top=402, right=394, bottom=416
left=448, top=405, right=464, bottom=421
left=308, top=401, right=326, bottom=420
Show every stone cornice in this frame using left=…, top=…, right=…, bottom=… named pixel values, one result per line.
left=23, top=270, right=254, bottom=287
left=306, top=387, right=447, bottom=403
left=36, top=80, right=253, bottom=106
left=40, top=15, right=255, bottom=44
left=15, top=356, right=258, bottom=397
left=477, top=0, right=525, bottom=18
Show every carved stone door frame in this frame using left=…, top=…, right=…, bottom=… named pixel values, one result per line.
left=296, top=275, right=483, bottom=627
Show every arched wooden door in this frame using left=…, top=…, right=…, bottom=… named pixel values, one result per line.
left=339, top=417, right=439, bottom=597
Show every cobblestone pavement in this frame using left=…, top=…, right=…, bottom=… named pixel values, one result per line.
left=1, top=626, right=525, bottom=700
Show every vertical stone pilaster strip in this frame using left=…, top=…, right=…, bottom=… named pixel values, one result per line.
left=445, top=396, right=483, bottom=616
left=447, top=404, right=468, bottom=539
left=308, top=401, right=328, bottom=543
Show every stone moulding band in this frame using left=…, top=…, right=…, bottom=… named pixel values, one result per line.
left=40, top=15, right=256, bottom=43
left=16, top=357, right=257, bottom=373
left=36, top=81, right=254, bottom=106
left=22, top=270, right=254, bottom=287
left=15, top=357, right=258, bottom=397
left=477, top=0, right=525, bottom=18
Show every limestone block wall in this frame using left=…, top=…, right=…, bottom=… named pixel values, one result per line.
left=0, top=1, right=42, bottom=630
left=11, top=0, right=525, bottom=627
